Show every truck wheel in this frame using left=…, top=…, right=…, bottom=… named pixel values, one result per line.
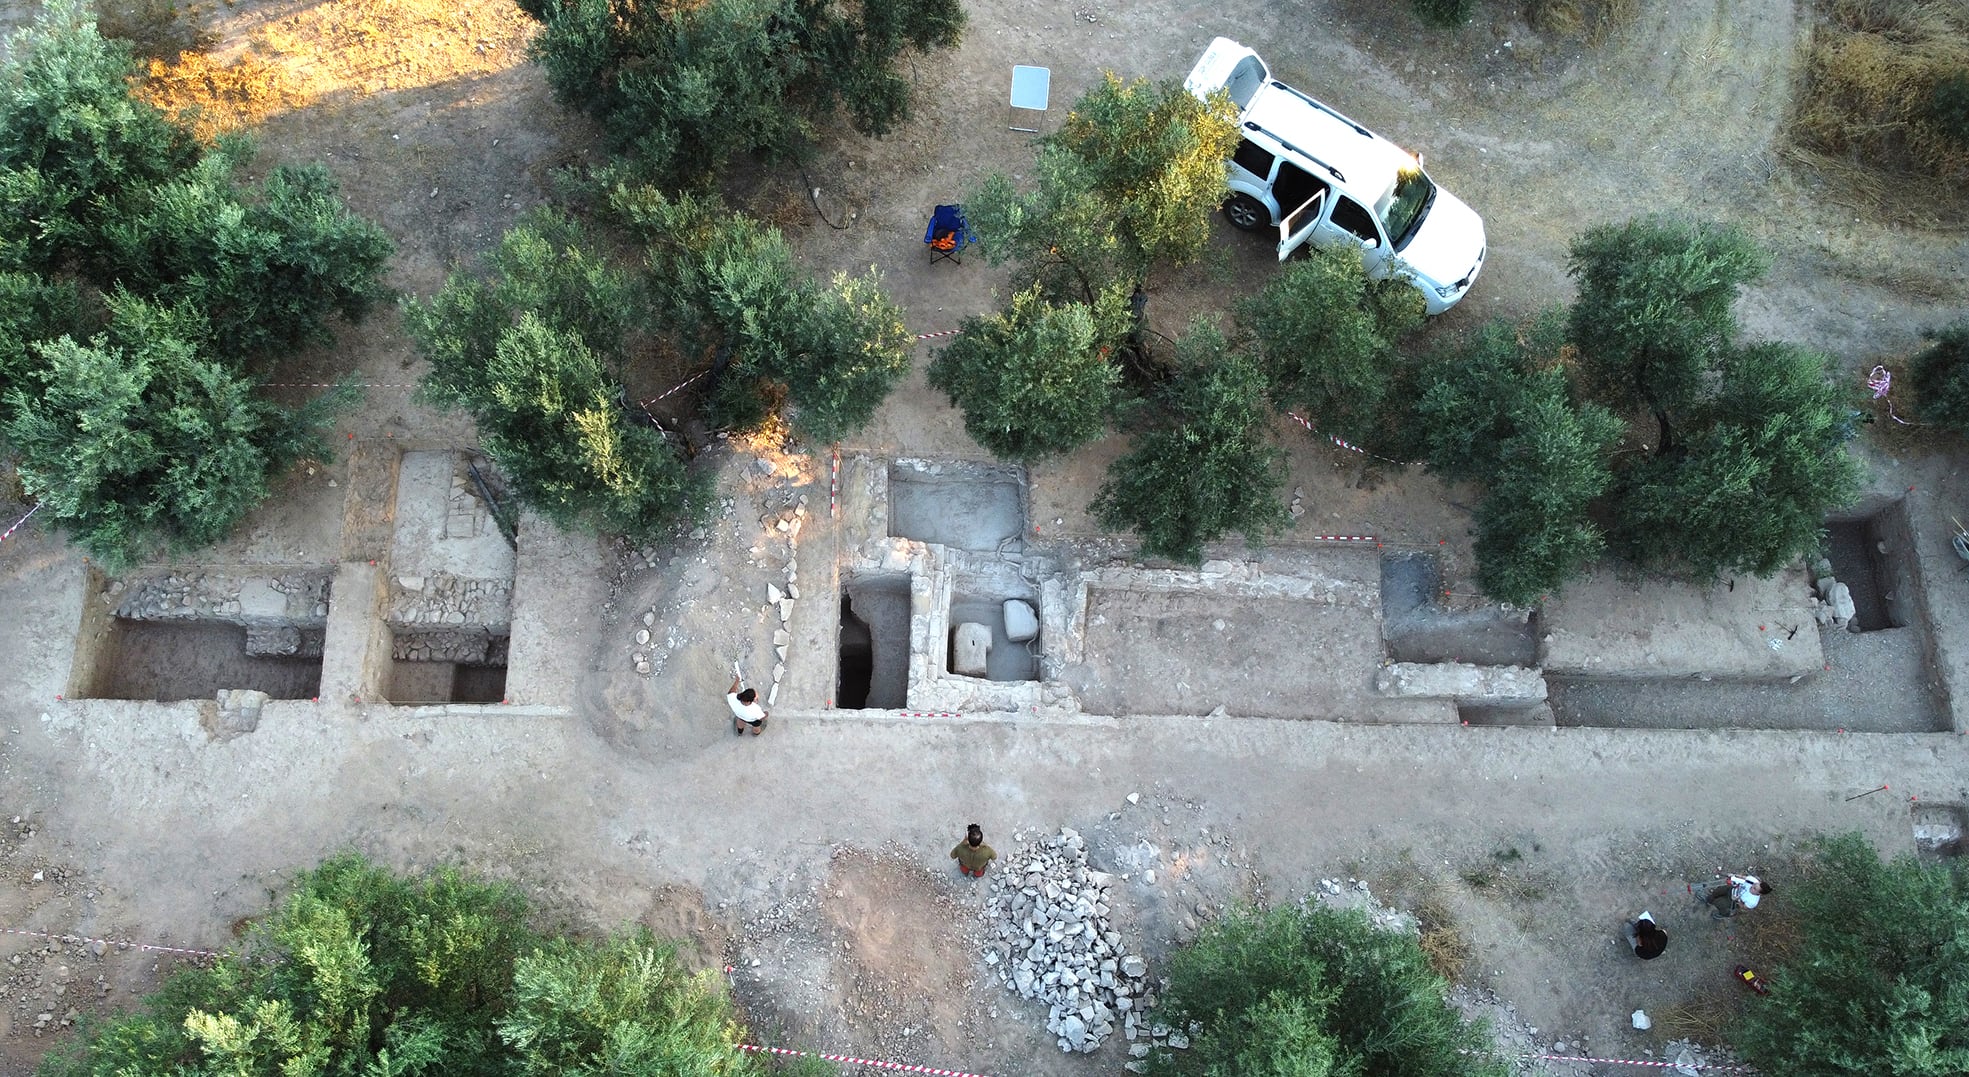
left=1222, top=194, right=1268, bottom=232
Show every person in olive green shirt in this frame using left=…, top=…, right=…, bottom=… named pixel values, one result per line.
left=951, top=824, right=996, bottom=878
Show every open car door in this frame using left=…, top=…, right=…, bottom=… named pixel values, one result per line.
left=1277, top=190, right=1327, bottom=261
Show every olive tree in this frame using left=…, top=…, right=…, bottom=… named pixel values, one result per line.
left=524, top=0, right=963, bottom=188
left=1146, top=902, right=1510, bottom=1077
left=608, top=185, right=914, bottom=443
left=1731, top=833, right=1969, bottom=1076
left=1092, top=321, right=1288, bottom=563
left=964, top=74, right=1239, bottom=301
left=5, top=294, right=345, bottom=569
left=926, top=283, right=1130, bottom=461
left=1566, top=216, right=1861, bottom=578
left=1238, top=246, right=1425, bottom=448
left=406, top=211, right=709, bottom=540
left=39, top=853, right=770, bottom=1077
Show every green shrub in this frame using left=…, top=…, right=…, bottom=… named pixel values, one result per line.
left=407, top=211, right=709, bottom=541
left=927, top=284, right=1128, bottom=461
left=524, top=0, right=963, bottom=188
left=1793, top=0, right=1969, bottom=181
left=1932, top=72, right=1969, bottom=146
left=1091, top=321, right=1288, bottom=563
left=1730, top=832, right=1969, bottom=1076
left=39, top=853, right=766, bottom=1077
left=4, top=293, right=347, bottom=570
left=1147, top=902, right=1510, bottom=1077
left=1238, top=246, right=1425, bottom=450
left=1908, top=321, right=1969, bottom=431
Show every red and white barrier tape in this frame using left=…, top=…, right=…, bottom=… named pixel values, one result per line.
left=1867, top=365, right=1910, bottom=425
left=830, top=446, right=840, bottom=519
left=896, top=711, right=963, bottom=718
left=0, top=502, right=41, bottom=546
left=1304, top=534, right=1378, bottom=543
left=642, top=369, right=708, bottom=408
left=263, top=382, right=417, bottom=389
left=739, top=1043, right=994, bottom=1077
left=1285, top=413, right=1420, bottom=467
left=915, top=328, right=962, bottom=341
left=2, top=925, right=220, bottom=959
left=1520, top=1050, right=1753, bottom=1072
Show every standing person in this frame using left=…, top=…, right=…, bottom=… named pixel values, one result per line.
left=1625, top=912, right=1669, bottom=959
left=950, top=824, right=996, bottom=879
left=727, top=674, right=769, bottom=736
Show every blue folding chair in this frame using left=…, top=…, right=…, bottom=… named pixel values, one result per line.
left=925, top=204, right=972, bottom=265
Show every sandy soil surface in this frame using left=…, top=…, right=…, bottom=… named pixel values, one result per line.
left=3, top=0, right=1969, bottom=1073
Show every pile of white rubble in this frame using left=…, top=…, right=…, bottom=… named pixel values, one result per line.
left=979, top=828, right=1154, bottom=1054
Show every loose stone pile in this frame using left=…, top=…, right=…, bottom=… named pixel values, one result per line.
left=1809, top=557, right=1859, bottom=630
left=980, top=828, right=1151, bottom=1054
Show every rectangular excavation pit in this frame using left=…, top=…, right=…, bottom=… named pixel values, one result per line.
left=1823, top=502, right=1916, bottom=633
left=839, top=573, right=909, bottom=709
left=1912, top=804, right=1966, bottom=859
left=82, top=619, right=324, bottom=701
left=387, top=628, right=509, bottom=705
left=1070, top=587, right=1385, bottom=720
left=945, top=595, right=1040, bottom=683
left=1380, top=552, right=1537, bottom=666
left=887, top=461, right=1025, bottom=552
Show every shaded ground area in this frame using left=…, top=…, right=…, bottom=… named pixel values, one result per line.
left=887, top=464, right=1025, bottom=553
left=1382, top=552, right=1538, bottom=666
left=1550, top=628, right=1948, bottom=733
left=87, top=621, right=322, bottom=702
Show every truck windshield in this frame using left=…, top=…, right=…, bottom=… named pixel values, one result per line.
left=1384, top=166, right=1435, bottom=251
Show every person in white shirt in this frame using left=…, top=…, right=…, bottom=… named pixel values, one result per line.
left=1729, top=874, right=1771, bottom=910
left=727, top=674, right=769, bottom=736
left=1695, top=872, right=1771, bottom=918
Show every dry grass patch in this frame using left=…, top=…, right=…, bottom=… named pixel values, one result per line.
left=1793, top=0, right=1969, bottom=184
left=247, top=0, right=536, bottom=100
left=138, top=51, right=306, bottom=139
left=1525, top=0, right=1641, bottom=45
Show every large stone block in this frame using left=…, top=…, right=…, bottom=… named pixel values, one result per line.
left=1004, top=599, right=1040, bottom=643
left=953, top=622, right=992, bottom=677
left=1373, top=662, right=1547, bottom=703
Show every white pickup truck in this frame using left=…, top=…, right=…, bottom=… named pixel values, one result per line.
left=1186, top=37, right=1487, bottom=315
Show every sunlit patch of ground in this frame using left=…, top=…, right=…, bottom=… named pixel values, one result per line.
left=138, top=0, right=537, bottom=132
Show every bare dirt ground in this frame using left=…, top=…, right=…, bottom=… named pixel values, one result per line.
left=3, top=0, right=1969, bottom=1074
